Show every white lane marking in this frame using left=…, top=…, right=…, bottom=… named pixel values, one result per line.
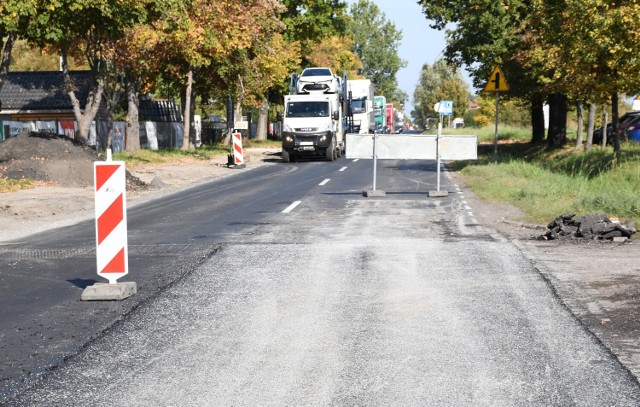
left=353, top=159, right=359, bottom=162
left=319, top=179, right=331, bottom=186
left=282, top=201, right=302, bottom=213
left=339, top=167, right=348, bottom=172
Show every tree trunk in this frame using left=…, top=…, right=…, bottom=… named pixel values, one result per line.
left=0, top=32, right=16, bottom=93
left=61, top=49, right=104, bottom=146
left=601, top=107, right=608, bottom=149
left=182, top=67, right=193, bottom=150
left=125, top=69, right=140, bottom=152
left=256, top=99, right=269, bottom=141
left=547, top=93, right=567, bottom=149
left=585, top=103, right=596, bottom=151
left=102, top=61, right=122, bottom=152
left=575, top=101, right=583, bottom=149
left=530, top=94, right=545, bottom=143
left=611, top=92, right=621, bottom=160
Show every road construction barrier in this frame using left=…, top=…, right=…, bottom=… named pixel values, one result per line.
left=346, top=133, right=477, bottom=160
left=232, top=132, right=245, bottom=167
left=346, top=133, right=477, bottom=196
left=94, top=151, right=129, bottom=283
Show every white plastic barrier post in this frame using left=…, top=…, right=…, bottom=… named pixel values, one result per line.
left=81, top=149, right=136, bottom=301
left=232, top=132, right=246, bottom=169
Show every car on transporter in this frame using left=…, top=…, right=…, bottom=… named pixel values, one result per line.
left=296, top=67, right=341, bottom=94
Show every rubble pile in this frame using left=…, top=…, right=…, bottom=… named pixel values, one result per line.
left=541, top=213, right=636, bottom=241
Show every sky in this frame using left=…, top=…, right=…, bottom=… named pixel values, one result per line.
left=367, top=1, right=446, bottom=114
left=351, top=0, right=472, bottom=115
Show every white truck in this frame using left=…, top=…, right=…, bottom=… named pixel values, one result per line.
left=347, top=79, right=375, bottom=134
left=282, top=92, right=344, bottom=162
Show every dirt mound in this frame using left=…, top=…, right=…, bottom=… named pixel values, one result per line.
left=0, top=132, right=101, bottom=187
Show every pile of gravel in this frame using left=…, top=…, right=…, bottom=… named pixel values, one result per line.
left=0, top=131, right=100, bottom=187
left=540, top=213, right=636, bottom=242
left=0, top=131, right=147, bottom=191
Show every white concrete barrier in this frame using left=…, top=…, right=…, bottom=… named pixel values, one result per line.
left=346, top=133, right=477, bottom=160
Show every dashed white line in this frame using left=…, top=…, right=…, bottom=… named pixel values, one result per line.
left=339, top=166, right=348, bottom=172
left=353, top=159, right=359, bottom=162
left=319, top=179, right=331, bottom=186
left=282, top=201, right=302, bottom=213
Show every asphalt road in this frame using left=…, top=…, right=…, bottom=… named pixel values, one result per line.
left=2, top=155, right=640, bottom=405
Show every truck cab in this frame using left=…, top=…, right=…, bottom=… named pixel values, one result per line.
left=282, top=93, right=344, bottom=162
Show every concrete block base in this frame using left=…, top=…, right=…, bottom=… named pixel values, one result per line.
left=363, top=190, right=386, bottom=197
left=81, top=282, right=137, bottom=301
left=428, top=190, right=449, bottom=198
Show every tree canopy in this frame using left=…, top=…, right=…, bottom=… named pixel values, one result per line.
left=1, top=0, right=409, bottom=149
left=347, top=0, right=406, bottom=100
left=418, top=0, right=640, bottom=150
left=412, top=59, right=470, bottom=129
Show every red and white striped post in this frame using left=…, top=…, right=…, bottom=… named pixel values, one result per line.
left=232, top=132, right=246, bottom=168
left=94, top=150, right=129, bottom=283
left=81, top=150, right=136, bottom=301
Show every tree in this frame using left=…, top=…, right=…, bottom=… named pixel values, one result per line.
left=0, top=0, right=37, bottom=92
left=24, top=0, right=149, bottom=147
left=348, top=0, right=406, bottom=99
left=412, top=59, right=470, bottom=129
left=9, top=40, right=58, bottom=71
left=306, top=36, right=361, bottom=79
left=418, top=0, right=547, bottom=142
left=521, top=0, right=640, bottom=157
left=139, top=0, right=288, bottom=149
left=281, top=0, right=348, bottom=62
left=218, top=33, right=301, bottom=140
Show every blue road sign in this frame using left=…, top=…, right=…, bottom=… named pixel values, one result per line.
left=440, top=100, right=453, bottom=116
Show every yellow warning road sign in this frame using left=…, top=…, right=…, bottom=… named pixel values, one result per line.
left=483, top=66, right=509, bottom=92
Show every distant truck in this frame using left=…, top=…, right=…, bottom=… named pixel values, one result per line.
left=374, top=96, right=387, bottom=133
left=282, top=92, right=344, bottom=162
left=347, top=79, right=375, bottom=134
left=385, top=103, right=396, bottom=134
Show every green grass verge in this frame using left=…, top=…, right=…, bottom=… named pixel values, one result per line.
left=424, top=125, right=531, bottom=143
left=454, top=133, right=640, bottom=225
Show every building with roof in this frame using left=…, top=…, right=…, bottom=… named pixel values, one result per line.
left=0, top=71, right=185, bottom=149
left=0, top=71, right=106, bottom=141
left=0, top=70, right=104, bottom=119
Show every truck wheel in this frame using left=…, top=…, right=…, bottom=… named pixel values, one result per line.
left=325, top=137, right=335, bottom=161
left=282, top=149, right=291, bottom=163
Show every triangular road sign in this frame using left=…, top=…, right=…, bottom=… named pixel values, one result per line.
left=483, top=66, right=509, bottom=92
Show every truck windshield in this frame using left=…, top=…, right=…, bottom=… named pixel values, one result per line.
left=286, top=101, right=330, bottom=118
left=350, top=99, right=366, bottom=114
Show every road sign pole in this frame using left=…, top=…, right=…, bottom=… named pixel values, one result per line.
left=363, top=131, right=386, bottom=197
left=372, top=132, right=378, bottom=191
left=437, top=114, right=442, bottom=191
left=483, top=65, right=509, bottom=165
left=494, top=93, right=499, bottom=164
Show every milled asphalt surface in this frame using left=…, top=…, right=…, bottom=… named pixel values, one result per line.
left=7, top=187, right=640, bottom=406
